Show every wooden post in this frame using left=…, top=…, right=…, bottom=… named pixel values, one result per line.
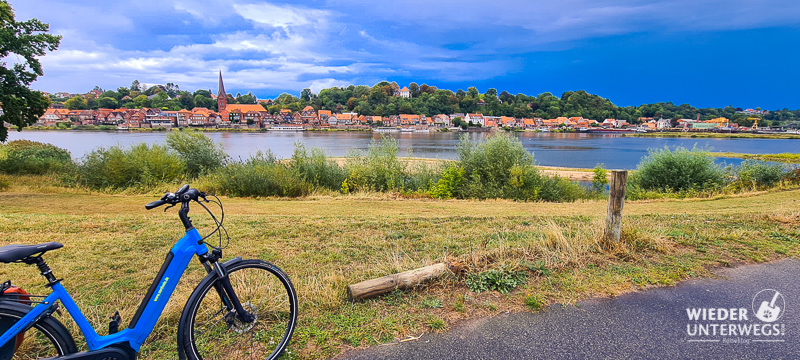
left=347, top=263, right=452, bottom=302
left=603, top=170, right=628, bottom=248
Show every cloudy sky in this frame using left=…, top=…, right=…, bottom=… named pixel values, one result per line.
left=12, top=0, right=800, bottom=109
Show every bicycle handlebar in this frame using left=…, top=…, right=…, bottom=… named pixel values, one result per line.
left=145, top=185, right=206, bottom=210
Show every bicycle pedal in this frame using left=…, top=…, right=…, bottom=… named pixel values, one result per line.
left=108, top=310, right=122, bottom=334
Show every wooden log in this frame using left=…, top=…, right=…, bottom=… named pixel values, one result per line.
left=347, top=263, right=452, bottom=302
left=603, top=170, right=628, bottom=247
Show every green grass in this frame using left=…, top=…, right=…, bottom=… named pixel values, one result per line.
left=714, top=152, right=800, bottom=164
left=633, top=132, right=800, bottom=139
left=1, top=184, right=799, bottom=359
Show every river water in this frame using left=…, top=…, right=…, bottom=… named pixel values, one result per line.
left=6, top=130, right=798, bottom=169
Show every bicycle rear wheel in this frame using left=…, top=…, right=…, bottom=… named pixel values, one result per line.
left=0, top=303, right=77, bottom=360
left=180, top=259, right=298, bottom=360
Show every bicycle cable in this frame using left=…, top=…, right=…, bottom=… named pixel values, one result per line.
left=196, top=193, right=230, bottom=249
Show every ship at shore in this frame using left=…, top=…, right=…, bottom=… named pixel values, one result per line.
left=585, top=128, right=635, bottom=133
left=268, top=125, right=305, bottom=131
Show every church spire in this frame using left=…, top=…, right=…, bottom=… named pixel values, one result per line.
left=217, top=70, right=227, bottom=111
left=218, top=70, right=226, bottom=98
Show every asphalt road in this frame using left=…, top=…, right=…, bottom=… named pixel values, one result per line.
left=338, top=259, right=800, bottom=360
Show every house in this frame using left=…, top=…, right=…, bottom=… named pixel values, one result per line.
left=151, top=111, right=177, bottom=128
left=85, top=90, right=102, bottom=99
left=188, top=108, right=215, bottom=126
left=657, top=118, right=672, bottom=129
left=318, top=110, right=332, bottom=121
left=432, top=114, right=450, bottom=126
left=226, top=104, right=269, bottom=125
left=464, top=113, right=484, bottom=126
left=398, top=114, right=421, bottom=125
left=398, top=86, right=411, bottom=98
left=522, top=118, right=536, bottom=128
left=602, top=119, right=616, bottom=128
left=55, top=92, right=72, bottom=99
left=615, top=120, right=629, bottom=128
left=177, top=109, right=191, bottom=126
left=483, top=116, right=501, bottom=127
left=39, top=109, right=62, bottom=126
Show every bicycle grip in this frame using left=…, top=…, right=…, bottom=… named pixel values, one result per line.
left=145, top=199, right=167, bottom=210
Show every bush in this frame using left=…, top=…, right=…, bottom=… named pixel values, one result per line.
left=729, top=160, right=788, bottom=190
left=203, top=151, right=309, bottom=197
left=632, top=146, right=724, bottom=192
left=166, top=130, right=227, bottom=177
left=291, top=143, right=348, bottom=191
left=591, top=164, right=609, bottom=194
left=78, top=143, right=186, bottom=190
left=0, top=175, right=10, bottom=191
left=456, top=134, right=534, bottom=199
left=0, top=140, right=74, bottom=175
left=428, top=165, right=464, bottom=199
left=455, top=134, right=587, bottom=201
left=345, top=136, right=408, bottom=192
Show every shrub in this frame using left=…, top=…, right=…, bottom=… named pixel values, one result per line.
left=165, top=130, right=227, bottom=177
left=0, top=175, right=10, bottom=192
left=632, top=146, right=724, bottom=192
left=78, top=143, right=185, bottom=190
left=455, top=134, right=587, bottom=201
left=291, top=143, right=348, bottom=191
left=428, top=165, right=464, bottom=199
left=465, top=268, right=527, bottom=294
left=456, top=133, right=534, bottom=199
left=0, top=140, right=74, bottom=175
left=591, top=164, right=609, bottom=194
left=203, top=151, right=309, bottom=198
left=345, top=136, right=407, bottom=192
left=728, top=160, right=788, bottom=190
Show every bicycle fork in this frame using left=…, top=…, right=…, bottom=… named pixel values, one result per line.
left=199, top=251, right=255, bottom=324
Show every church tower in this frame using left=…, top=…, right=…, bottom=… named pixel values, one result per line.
left=217, top=70, right=227, bottom=111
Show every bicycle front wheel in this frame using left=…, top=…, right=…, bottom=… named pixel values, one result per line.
left=180, top=259, right=298, bottom=360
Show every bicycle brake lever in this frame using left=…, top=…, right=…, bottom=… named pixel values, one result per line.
left=163, top=203, right=176, bottom=212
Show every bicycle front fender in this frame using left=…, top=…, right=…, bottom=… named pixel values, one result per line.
left=176, top=256, right=243, bottom=358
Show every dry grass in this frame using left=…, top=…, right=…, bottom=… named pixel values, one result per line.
left=1, top=180, right=799, bottom=359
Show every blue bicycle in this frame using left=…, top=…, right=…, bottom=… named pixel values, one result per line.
left=0, top=185, right=298, bottom=359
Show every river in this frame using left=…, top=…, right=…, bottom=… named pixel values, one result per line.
left=5, top=130, right=798, bottom=169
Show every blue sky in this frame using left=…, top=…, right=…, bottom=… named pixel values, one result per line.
left=13, top=0, right=800, bottom=109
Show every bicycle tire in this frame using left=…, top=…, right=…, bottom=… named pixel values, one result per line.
left=0, top=302, right=77, bottom=360
left=179, top=259, right=298, bottom=360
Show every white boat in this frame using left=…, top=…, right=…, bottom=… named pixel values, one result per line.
left=269, top=126, right=305, bottom=131
left=373, top=127, right=399, bottom=133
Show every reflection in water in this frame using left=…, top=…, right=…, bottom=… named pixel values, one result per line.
left=6, top=130, right=796, bottom=169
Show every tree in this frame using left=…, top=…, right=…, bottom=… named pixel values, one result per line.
left=0, top=1, right=61, bottom=141
left=130, top=80, right=141, bottom=92
left=408, top=82, right=419, bottom=97
left=300, top=88, right=312, bottom=102
left=64, top=96, right=87, bottom=110
left=98, top=97, right=118, bottom=109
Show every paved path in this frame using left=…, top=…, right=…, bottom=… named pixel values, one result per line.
left=338, top=259, right=800, bottom=359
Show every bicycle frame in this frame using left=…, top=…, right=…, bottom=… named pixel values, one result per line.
left=0, top=228, right=210, bottom=352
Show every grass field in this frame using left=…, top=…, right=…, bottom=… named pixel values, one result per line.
left=713, top=152, right=800, bottom=164
left=1, top=181, right=799, bottom=359
left=630, top=132, right=800, bottom=139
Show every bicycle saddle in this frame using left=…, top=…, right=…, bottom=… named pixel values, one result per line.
left=0, top=242, right=63, bottom=263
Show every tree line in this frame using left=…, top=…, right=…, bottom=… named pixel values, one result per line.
left=54, top=80, right=800, bottom=127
